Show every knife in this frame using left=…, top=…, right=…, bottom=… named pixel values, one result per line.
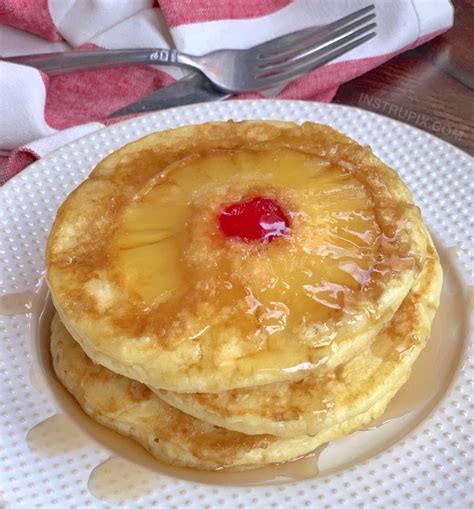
left=107, top=72, right=230, bottom=118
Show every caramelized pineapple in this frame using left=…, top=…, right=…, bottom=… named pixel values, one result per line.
left=113, top=147, right=381, bottom=341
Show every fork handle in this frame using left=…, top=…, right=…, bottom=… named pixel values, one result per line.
left=3, top=48, right=192, bottom=75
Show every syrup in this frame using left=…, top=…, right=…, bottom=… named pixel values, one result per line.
left=26, top=414, right=90, bottom=456
left=468, top=286, right=474, bottom=313
left=26, top=240, right=468, bottom=499
left=235, top=444, right=326, bottom=483
left=87, top=446, right=326, bottom=503
left=219, top=196, right=290, bottom=242
left=32, top=300, right=329, bottom=488
left=29, top=364, right=48, bottom=394
left=88, top=457, right=163, bottom=503
left=0, top=290, right=35, bottom=315
left=363, top=243, right=468, bottom=429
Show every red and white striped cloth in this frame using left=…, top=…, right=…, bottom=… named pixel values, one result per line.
left=0, top=0, right=454, bottom=185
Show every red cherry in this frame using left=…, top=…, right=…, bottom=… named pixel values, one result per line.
left=218, top=196, right=289, bottom=243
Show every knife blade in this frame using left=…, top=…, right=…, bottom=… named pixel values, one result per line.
left=107, top=72, right=230, bottom=118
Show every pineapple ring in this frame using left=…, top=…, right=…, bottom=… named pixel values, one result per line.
left=46, top=121, right=428, bottom=392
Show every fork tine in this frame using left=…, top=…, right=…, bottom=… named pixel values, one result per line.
left=257, top=13, right=376, bottom=67
left=257, top=23, right=376, bottom=77
left=254, top=31, right=376, bottom=91
left=255, top=4, right=375, bottom=57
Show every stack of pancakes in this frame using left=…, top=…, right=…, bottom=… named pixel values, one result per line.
left=46, top=121, right=442, bottom=471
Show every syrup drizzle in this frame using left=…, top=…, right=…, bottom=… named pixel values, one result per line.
left=26, top=414, right=90, bottom=457
left=241, top=444, right=326, bottom=483
left=363, top=243, right=468, bottom=429
left=29, top=364, right=48, bottom=395
left=0, top=290, right=36, bottom=315
left=86, top=447, right=325, bottom=503
left=23, top=241, right=468, bottom=501
left=445, top=245, right=461, bottom=259
left=88, top=457, right=163, bottom=503
left=467, top=286, right=474, bottom=313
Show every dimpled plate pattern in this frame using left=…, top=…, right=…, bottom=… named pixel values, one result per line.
left=0, top=100, right=473, bottom=509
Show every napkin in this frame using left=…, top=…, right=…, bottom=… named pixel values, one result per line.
left=0, top=0, right=454, bottom=185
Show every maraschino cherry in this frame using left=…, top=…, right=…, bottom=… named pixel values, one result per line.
left=219, top=196, right=289, bottom=243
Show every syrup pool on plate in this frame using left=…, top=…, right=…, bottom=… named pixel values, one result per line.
left=26, top=237, right=467, bottom=493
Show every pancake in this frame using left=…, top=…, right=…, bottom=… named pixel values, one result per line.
left=51, top=312, right=412, bottom=471
left=46, top=121, right=428, bottom=392
left=157, top=236, right=442, bottom=437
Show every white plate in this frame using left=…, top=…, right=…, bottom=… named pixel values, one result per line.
left=1, top=100, right=472, bottom=509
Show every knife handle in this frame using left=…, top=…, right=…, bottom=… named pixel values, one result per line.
left=3, top=48, right=182, bottom=75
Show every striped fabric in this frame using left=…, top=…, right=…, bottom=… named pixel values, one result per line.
left=0, top=0, right=454, bottom=184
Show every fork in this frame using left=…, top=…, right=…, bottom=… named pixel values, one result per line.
left=4, top=5, right=376, bottom=93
